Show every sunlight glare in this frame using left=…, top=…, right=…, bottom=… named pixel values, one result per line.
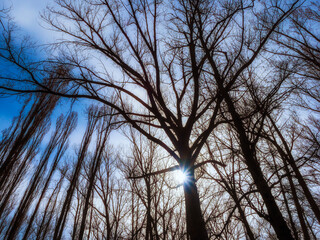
left=175, top=169, right=188, bottom=184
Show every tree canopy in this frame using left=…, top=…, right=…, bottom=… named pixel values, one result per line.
left=0, top=0, right=320, bottom=239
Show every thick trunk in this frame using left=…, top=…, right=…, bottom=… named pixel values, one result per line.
left=241, top=135, right=294, bottom=240
left=223, top=93, right=294, bottom=240
left=183, top=168, right=209, bottom=240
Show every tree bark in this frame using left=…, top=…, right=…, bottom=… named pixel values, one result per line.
left=183, top=167, right=209, bottom=240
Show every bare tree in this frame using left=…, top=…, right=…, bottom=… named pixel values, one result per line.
left=77, top=108, right=113, bottom=240
left=4, top=112, right=76, bottom=240
left=22, top=112, right=77, bottom=240
left=2, top=0, right=319, bottom=239
left=53, top=107, right=99, bottom=240
left=0, top=93, right=57, bottom=231
left=122, top=127, right=187, bottom=239
left=271, top=1, right=320, bottom=113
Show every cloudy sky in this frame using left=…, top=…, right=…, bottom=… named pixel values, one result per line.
left=5, top=0, right=50, bottom=39
left=0, top=0, right=94, bottom=147
left=0, top=0, right=52, bottom=130
left=1, top=0, right=127, bottom=146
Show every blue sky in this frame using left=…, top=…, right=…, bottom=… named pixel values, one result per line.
left=0, top=0, right=128, bottom=147
left=0, top=0, right=52, bottom=131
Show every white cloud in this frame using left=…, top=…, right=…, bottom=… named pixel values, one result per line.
left=5, top=0, right=55, bottom=42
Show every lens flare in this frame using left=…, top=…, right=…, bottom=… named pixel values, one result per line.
left=175, top=169, right=188, bottom=184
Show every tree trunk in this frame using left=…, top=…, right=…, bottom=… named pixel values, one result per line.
left=285, top=163, right=310, bottom=240
left=223, top=93, right=294, bottom=240
left=269, top=116, right=320, bottom=223
left=183, top=167, right=209, bottom=240
left=230, top=190, right=256, bottom=240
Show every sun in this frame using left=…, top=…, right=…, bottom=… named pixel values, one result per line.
left=175, top=169, right=188, bottom=184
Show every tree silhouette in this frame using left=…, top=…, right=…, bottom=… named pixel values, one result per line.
left=0, top=0, right=320, bottom=239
